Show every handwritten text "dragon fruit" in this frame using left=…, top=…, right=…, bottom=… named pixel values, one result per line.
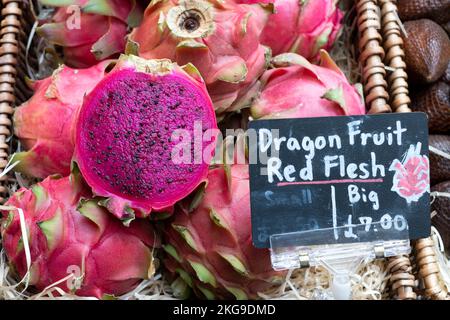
left=261, top=120, right=408, bottom=183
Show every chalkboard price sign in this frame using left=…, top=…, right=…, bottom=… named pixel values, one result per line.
left=249, top=113, right=430, bottom=248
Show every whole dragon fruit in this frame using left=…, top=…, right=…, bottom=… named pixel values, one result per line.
left=258, top=0, right=343, bottom=61
left=38, top=0, right=147, bottom=68
left=0, top=173, right=159, bottom=298
left=74, top=55, right=218, bottom=223
left=163, top=164, right=284, bottom=299
left=129, top=0, right=270, bottom=114
left=12, top=61, right=111, bottom=179
left=250, top=51, right=365, bottom=119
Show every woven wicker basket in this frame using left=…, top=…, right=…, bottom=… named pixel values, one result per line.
left=0, top=0, right=447, bottom=300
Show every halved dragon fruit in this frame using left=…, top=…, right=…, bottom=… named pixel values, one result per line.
left=250, top=51, right=365, bottom=119
left=74, top=55, right=218, bottom=223
left=13, top=61, right=111, bottom=179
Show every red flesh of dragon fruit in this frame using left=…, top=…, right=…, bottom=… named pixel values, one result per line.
left=74, top=55, right=218, bottom=223
left=251, top=52, right=365, bottom=119
left=257, top=0, right=343, bottom=61
left=38, top=0, right=146, bottom=68
left=129, top=0, right=271, bottom=114
left=1, top=173, right=159, bottom=298
left=12, top=61, right=111, bottom=179
left=163, top=164, right=285, bottom=299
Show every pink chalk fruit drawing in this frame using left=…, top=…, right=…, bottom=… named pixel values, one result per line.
left=389, top=142, right=430, bottom=203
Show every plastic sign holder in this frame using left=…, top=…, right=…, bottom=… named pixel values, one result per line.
left=269, top=222, right=411, bottom=300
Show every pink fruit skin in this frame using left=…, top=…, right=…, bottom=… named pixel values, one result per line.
left=251, top=52, right=365, bottom=119
left=129, top=0, right=270, bottom=114
left=258, top=0, right=343, bottom=61
left=1, top=174, right=159, bottom=298
left=74, top=56, right=218, bottom=222
left=12, top=61, right=111, bottom=179
left=38, top=0, right=146, bottom=68
left=164, top=164, right=284, bottom=299
left=234, top=0, right=274, bottom=3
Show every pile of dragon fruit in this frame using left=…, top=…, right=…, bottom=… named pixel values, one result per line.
left=0, top=0, right=367, bottom=299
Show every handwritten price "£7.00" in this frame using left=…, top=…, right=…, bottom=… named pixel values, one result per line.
left=341, top=213, right=409, bottom=239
